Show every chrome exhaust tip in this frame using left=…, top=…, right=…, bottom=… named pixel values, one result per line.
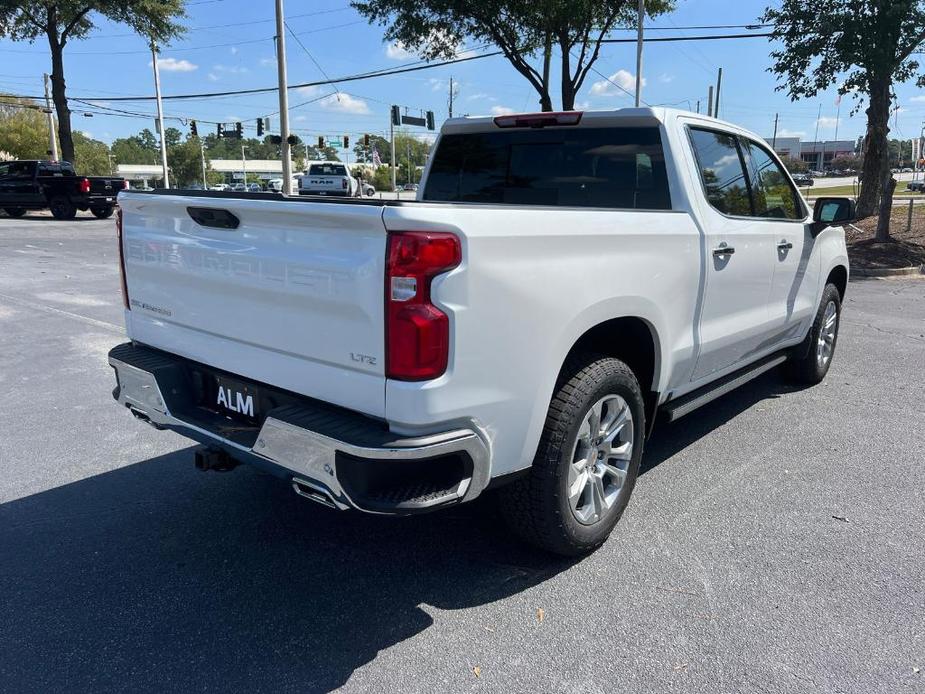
left=292, top=478, right=338, bottom=509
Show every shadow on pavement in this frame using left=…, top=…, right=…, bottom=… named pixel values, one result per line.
left=0, top=369, right=795, bottom=692
left=0, top=449, right=573, bottom=692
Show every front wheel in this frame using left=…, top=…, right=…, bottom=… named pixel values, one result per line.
left=498, top=354, right=645, bottom=556
left=3, top=207, right=26, bottom=218
left=90, top=206, right=114, bottom=219
left=49, top=196, right=76, bottom=220
left=788, top=283, right=841, bottom=385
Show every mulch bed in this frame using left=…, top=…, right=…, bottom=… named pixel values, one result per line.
left=847, top=202, right=925, bottom=270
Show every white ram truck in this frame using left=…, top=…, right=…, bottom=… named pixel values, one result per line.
left=299, top=161, right=359, bottom=197
left=110, top=108, right=852, bottom=555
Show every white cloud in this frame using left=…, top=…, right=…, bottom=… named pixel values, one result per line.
left=490, top=105, right=515, bottom=116
left=151, top=57, right=197, bottom=72
left=386, top=42, right=412, bottom=60
left=816, top=116, right=840, bottom=129
left=910, top=95, right=925, bottom=103
left=294, top=115, right=308, bottom=122
left=230, top=46, right=238, bottom=55
left=318, top=93, right=370, bottom=115
left=778, top=128, right=806, bottom=138
left=207, top=72, right=219, bottom=82
left=658, top=73, right=674, bottom=83
left=297, top=85, right=320, bottom=96
left=259, top=57, right=276, bottom=67
left=574, top=100, right=592, bottom=110
left=213, top=64, right=249, bottom=75
left=589, top=69, right=644, bottom=97
left=428, top=78, right=445, bottom=92
left=80, top=130, right=93, bottom=139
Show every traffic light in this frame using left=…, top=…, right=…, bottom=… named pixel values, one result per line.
left=426, top=110, right=435, bottom=131
left=256, top=118, right=263, bottom=136
left=235, top=122, right=243, bottom=138
left=217, top=123, right=224, bottom=137
left=363, top=133, right=370, bottom=147
left=190, top=120, right=198, bottom=137
left=343, top=135, right=349, bottom=149
left=317, top=136, right=324, bottom=149
left=391, top=105, right=401, bottom=126
left=287, top=134, right=298, bottom=146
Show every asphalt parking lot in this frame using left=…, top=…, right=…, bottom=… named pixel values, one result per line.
left=1, top=212, right=923, bottom=694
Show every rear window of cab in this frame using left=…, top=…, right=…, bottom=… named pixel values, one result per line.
left=423, top=126, right=671, bottom=210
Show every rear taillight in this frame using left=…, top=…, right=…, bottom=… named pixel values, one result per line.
left=385, top=232, right=461, bottom=381
left=78, top=177, right=90, bottom=193
left=116, top=208, right=130, bottom=310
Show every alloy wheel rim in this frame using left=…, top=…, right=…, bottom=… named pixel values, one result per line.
left=567, top=394, right=634, bottom=526
left=817, top=301, right=837, bottom=368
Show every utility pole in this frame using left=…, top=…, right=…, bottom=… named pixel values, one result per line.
left=42, top=74, right=59, bottom=161
left=714, top=67, right=722, bottom=119
left=390, top=118, right=396, bottom=193
left=634, top=0, right=645, bottom=107
left=241, top=144, right=247, bottom=184
left=274, top=0, right=293, bottom=195
left=448, top=76, right=454, bottom=118
left=813, top=103, right=822, bottom=170
left=696, top=99, right=700, bottom=114
left=707, top=86, right=714, bottom=117
left=150, top=41, right=170, bottom=189
left=200, top=141, right=207, bottom=188
left=772, top=113, right=779, bottom=149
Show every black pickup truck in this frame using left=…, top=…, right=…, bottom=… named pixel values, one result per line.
left=0, top=160, right=126, bottom=220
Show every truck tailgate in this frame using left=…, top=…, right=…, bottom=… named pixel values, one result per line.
left=118, top=192, right=388, bottom=417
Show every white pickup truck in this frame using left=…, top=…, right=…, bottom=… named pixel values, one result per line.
left=299, top=161, right=359, bottom=197
left=110, top=108, right=852, bottom=555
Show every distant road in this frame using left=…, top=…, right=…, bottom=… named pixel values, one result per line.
left=812, top=171, right=919, bottom=189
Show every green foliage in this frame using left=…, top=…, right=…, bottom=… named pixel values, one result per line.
left=168, top=135, right=206, bottom=187
left=779, top=156, right=808, bottom=173
left=762, top=0, right=925, bottom=228
left=352, top=0, right=673, bottom=110
left=111, top=129, right=159, bottom=166
left=0, top=95, right=50, bottom=159
left=72, top=130, right=110, bottom=174
left=0, top=1, right=186, bottom=164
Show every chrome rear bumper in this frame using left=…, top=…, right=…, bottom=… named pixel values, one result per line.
left=108, top=342, right=490, bottom=514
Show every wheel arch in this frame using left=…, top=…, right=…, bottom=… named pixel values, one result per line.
left=826, top=264, right=848, bottom=300
left=557, top=315, right=663, bottom=437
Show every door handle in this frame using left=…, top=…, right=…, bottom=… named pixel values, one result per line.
left=713, top=244, right=735, bottom=256
left=777, top=241, right=793, bottom=250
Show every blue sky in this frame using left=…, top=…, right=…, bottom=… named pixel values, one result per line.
left=1, top=0, right=923, bottom=148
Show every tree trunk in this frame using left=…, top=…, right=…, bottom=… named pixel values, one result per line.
left=856, top=75, right=892, bottom=219
left=559, top=35, right=574, bottom=110
left=875, top=173, right=895, bottom=241
left=47, top=37, right=74, bottom=165
left=539, top=33, right=553, bottom=112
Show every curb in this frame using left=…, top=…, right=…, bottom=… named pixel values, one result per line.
left=850, top=264, right=925, bottom=278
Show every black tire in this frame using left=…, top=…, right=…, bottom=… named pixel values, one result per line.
left=498, top=354, right=645, bottom=556
left=49, top=196, right=76, bottom=220
left=90, top=206, right=114, bottom=219
left=788, top=283, right=842, bottom=385
left=3, top=207, right=26, bottom=218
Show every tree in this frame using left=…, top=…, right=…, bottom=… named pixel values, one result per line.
left=168, top=135, right=204, bottom=187
left=830, top=154, right=862, bottom=172
left=0, top=1, right=186, bottom=166
left=762, top=0, right=925, bottom=240
left=352, top=0, right=673, bottom=111
left=780, top=156, right=808, bottom=173
left=72, top=130, right=109, bottom=174
left=0, top=95, right=49, bottom=159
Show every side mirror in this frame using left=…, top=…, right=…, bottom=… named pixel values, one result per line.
left=811, top=197, right=855, bottom=236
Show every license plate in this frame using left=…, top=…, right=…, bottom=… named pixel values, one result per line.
left=207, top=375, right=260, bottom=423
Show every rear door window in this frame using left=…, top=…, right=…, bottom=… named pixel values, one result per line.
left=688, top=128, right=752, bottom=216
left=423, top=126, right=671, bottom=209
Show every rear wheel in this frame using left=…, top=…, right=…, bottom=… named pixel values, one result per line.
left=49, top=196, right=76, bottom=220
left=788, top=283, right=841, bottom=385
left=3, top=207, right=26, bottom=217
left=498, top=354, right=645, bottom=556
left=90, top=206, right=114, bottom=219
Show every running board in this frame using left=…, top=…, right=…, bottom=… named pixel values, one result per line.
left=662, top=353, right=788, bottom=422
